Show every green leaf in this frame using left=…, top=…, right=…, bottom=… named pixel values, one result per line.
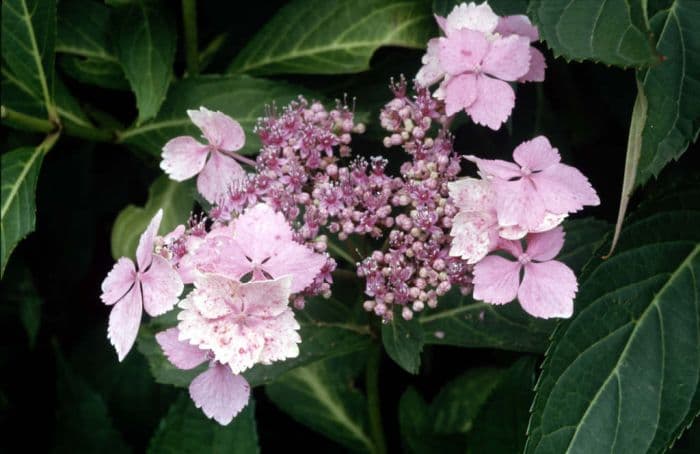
left=111, top=175, right=194, bottom=260
left=119, top=75, right=320, bottom=157
left=56, top=0, right=116, bottom=61
left=528, top=0, right=659, bottom=67
left=399, top=388, right=445, bottom=453
left=148, top=393, right=259, bottom=454
left=0, top=261, right=41, bottom=347
left=382, top=309, right=424, bottom=374
left=228, top=0, right=435, bottom=76
left=1, top=147, right=46, bottom=277
left=433, top=0, right=526, bottom=16
left=526, top=208, right=700, bottom=453
left=558, top=217, right=611, bottom=273
left=636, top=0, right=700, bottom=187
left=467, top=357, right=538, bottom=454
left=53, top=345, right=130, bottom=454
left=1, top=0, right=57, bottom=119
left=419, top=288, right=556, bottom=353
left=266, top=353, right=374, bottom=452
left=59, top=55, right=130, bottom=90
left=138, top=297, right=372, bottom=388
left=114, top=0, right=176, bottom=123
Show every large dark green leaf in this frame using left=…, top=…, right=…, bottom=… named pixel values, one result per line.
left=110, top=175, right=195, bottom=260
left=114, top=0, right=175, bottom=123
left=228, top=0, right=435, bottom=75
left=119, top=75, right=318, bottom=157
left=433, top=0, right=526, bottom=16
left=137, top=298, right=372, bottom=388
left=1, top=146, right=47, bottom=277
left=148, top=393, right=259, bottom=454
left=557, top=217, right=611, bottom=273
left=526, top=206, right=700, bottom=453
left=382, top=310, right=424, bottom=374
left=636, top=0, right=700, bottom=187
left=266, top=352, right=374, bottom=452
left=528, top=0, right=660, bottom=67
left=1, top=0, right=57, bottom=120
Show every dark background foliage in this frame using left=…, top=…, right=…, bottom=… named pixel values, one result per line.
left=1, top=0, right=698, bottom=453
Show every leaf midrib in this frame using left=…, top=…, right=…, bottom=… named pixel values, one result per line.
left=0, top=148, right=42, bottom=220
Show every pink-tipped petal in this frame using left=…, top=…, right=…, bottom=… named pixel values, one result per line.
left=472, top=255, right=522, bottom=305
left=466, top=75, right=516, bottom=130
left=438, top=30, right=490, bottom=75
left=519, top=47, right=546, bottom=82
left=416, top=39, right=444, bottom=87
left=160, top=136, right=209, bottom=181
left=482, top=34, right=531, bottom=81
left=155, top=327, right=208, bottom=370
left=449, top=211, right=497, bottom=264
left=526, top=227, right=565, bottom=262
left=101, top=257, right=136, bottom=305
left=189, top=364, right=250, bottom=425
left=512, top=136, right=560, bottom=171
left=445, top=1, right=499, bottom=34
left=518, top=261, right=577, bottom=318
left=262, top=243, right=326, bottom=293
left=231, top=204, right=294, bottom=264
left=434, top=14, right=448, bottom=33
left=444, top=73, right=479, bottom=116
left=196, top=150, right=246, bottom=203
left=533, top=163, right=601, bottom=214
left=107, top=286, right=142, bottom=361
left=240, top=276, right=293, bottom=318
left=136, top=209, right=163, bottom=271
left=188, top=107, right=246, bottom=152
left=192, top=236, right=252, bottom=281
left=141, top=255, right=184, bottom=316
left=495, top=15, right=539, bottom=41
left=465, top=155, right=521, bottom=180
left=258, top=309, right=301, bottom=364
left=492, top=178, right=547, bottom=230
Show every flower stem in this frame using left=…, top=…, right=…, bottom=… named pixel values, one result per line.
left=1, top=105, right=54, bottom=134
left=181, top=0, right=199, bottom=76
left=366, top=345, right=387, bottom=454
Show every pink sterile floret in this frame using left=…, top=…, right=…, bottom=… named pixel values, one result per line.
left=100, top=209, right=184, bottom=361
left=466, top=136, right=600, bottom=230
left=161, top=107, right=247, bottom=203
left=472, top=227, right=577, bottom=318
left=191, top=203, right=327, bottom=293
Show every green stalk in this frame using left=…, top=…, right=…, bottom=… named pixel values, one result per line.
left=366, top=345, right=387, bottom=454
left=182, top=0, right=199, bottom=76
left=1, top=105, right=54, bottom=133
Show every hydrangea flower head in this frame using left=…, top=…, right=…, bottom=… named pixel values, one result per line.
left=472, top=227, right=577, bottom=318
left=161, top=107, right=247, bottom=203
left=100, top=209, right=184, bottom=360
left=466, top=136, right=600, bottom=230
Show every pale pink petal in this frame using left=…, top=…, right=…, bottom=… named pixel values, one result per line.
left=495, top=15, right=539, bottom=41
left=533, top=163, right=601, bottom=214
left=449, top=211, right=497, bottom=264
left=107, top=286, right=142, bottom=361
left=189, top=364, right=250, bottom=425
left=465, top=155, right=521, bottom=180
left=519, top=47, right=546, bottom=82
left=196, top=150, right=246, bottom=203
left=512, top=136, right=559, bottom=170
left=141, top=255, right=184, bottom=316
left=416, top=39, right=444, bottom=87
left=496, top=237, right=524, bottom=259
left=239, top=276, right=293, bottom=318
left=518, top=261, right=576, bottom=318
left=191, top=236, right=252, bottom=281
left=188, top=107, right=246, bottom=152
left=190, top=274, right=239, bottom=318
left=444, top=73, right=479, bottom=116
left=160, top=136, right=209, bottom=181
left=136, top=209, right=163, bottom=271
left=156, top=327, right=208, bottom=370
left=498, top=212, right=566, bottom=240
left=492, top=178, right=547, bottom=230
left=472, top=255, right=522, bottom=305
left=262, top=243, right=326, bottom=293
left=447, top=177, right=495, bottom=212
left=434, top=14, right=448, bottom=33
left=258, top=309, right=301, bottom=365
left=101, top=257, right=136, bottom=305
left=445, top=1, right=499, bottom=34
left=525, top=227, right=565, bottom=261
left=482, top=35, right=531, bottom=81
left=466, top=75, right=516, bottom=130
left=498, top=224, right=528, bottom=240
left=230, top=204, right=294, bottom=264
left=163, top=224, right=186, bottom=243
left=438, top=30, right=490, bottom=75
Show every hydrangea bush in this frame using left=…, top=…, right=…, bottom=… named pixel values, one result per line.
left=2, top=0, right=699, bottom=452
